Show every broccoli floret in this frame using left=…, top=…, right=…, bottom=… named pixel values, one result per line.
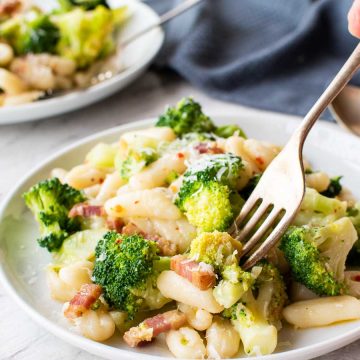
left=320, top=176, right=342, bottom=198
left=53, top=5, right=127, bottom=68
left=115, top=148, right=158, bottom=181
left=189, top=231, right=242, bottom=269
left=156, top=98, right=216, bottom=137
left=280, top=217, right=357, bottom=296
left=175, top=154, right=244, bottom=231
left=214, top=124, right=247, bottom=139
left=58, top=0, right=109, bottom=11
left=181, top=153, right=244, bottom=190
left=92, top=231, right=171, bottom=319
left=178, top=181, right=235, bottom=231
left=294, top=187, right=347, bottom=226
left=222, top=262, right=286, bottom=357
left=213, top=264, right=259, bottom=308
left=23, top=178, right=85, bottom=252
left=0, top=9, right=60, bottom=55
left=254, top=261, right=288, bottom=327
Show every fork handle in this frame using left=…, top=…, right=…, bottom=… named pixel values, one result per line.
left=291, top=42, right=360, bottom=149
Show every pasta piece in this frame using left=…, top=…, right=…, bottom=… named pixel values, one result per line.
left=77, top=309, right=115, bottom=342
left=166, top=327, right=206, bottom=359
left=83, top=184, right=102, bottom=199
left=65, top=164, right=107, bottom=190
left=0, top=68, right=28, bottom=95
left=128, top=153, right=187, bottom=190
left=129, top=217, right=196, bottom=253
left=225, top=135, right=260, bottom=175
left=206, top=317, right=240, bottom=359
left=243, top=138, right=281, bottom=171
left=2, top=91, right=44, bottom=106
left=46, top=261, right=93, bottom=302
left=121, top=127, right=176, bottom=145
left=0, top=42, right=14, bottom=67
left=105, top=188, right=182, bottom=220
left=178, top=303, right=213, bottom=331
left=283, top=296, right=360, bottom=328
left=305, top=172, right=330, bottom=193
left=96, top=171, right=126, bottom=202
left=157, top=271, right=223, bottom=313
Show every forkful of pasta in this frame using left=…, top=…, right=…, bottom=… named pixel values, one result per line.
left=229, top=42, right=360, bottom=269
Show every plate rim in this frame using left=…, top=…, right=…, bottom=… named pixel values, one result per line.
left=0, top=0, right=164, bottom=125
left=1, top=115, right=360, bottom=360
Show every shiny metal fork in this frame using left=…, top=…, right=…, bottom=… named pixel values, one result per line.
left=229, top=42, right=360, bottom=270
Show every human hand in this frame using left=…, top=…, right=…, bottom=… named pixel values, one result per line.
left=348, top=0, right=360, bottom=37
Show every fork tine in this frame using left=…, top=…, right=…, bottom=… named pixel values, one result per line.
left=242, top=213, right=292, bottom=270
left=240, top=207, right=282, bottom=256
left=234, top=202, right=270, bottom=243
left=228, top=194, right=260, bottom=237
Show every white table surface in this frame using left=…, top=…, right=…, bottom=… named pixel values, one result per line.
left=0, top=70, right=359, bottom=360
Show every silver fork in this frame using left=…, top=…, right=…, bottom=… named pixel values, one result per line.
left=229, top=43, right=360, bottom=270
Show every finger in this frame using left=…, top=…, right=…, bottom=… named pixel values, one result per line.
left=348, top=0, right=360, bottom=38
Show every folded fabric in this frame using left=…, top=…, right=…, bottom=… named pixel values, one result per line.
left=145, top=0, right=359, bottom=120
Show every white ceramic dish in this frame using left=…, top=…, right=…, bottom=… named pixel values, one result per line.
left=1, top=114, right=360, bottom=360
left=0, top=0, right=164, bottom=125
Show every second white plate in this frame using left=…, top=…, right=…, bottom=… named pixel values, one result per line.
left=0, top=0, right=164, bottom=125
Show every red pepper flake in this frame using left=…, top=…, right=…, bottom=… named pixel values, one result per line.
left=255, top=157, right=265, bottom=166
left=177, top=152, right=184, bottom=159
left=353, top=275, right=360, bottom=282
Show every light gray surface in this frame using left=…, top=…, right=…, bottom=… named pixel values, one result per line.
left=0, top=70, right=359, bottom=360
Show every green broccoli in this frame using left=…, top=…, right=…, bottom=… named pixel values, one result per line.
left=214, top=124, right=247, bottom=139
left=294, top=187, right=347, bottom=226
left=0, top=9, right=60, bottom=55
left=222, top=262, right=286, bottom=356
left=58, top=0, right=109, bottom=11
left=320, top=176, right=342, bottom=198
left=280, top=217, right=357, bottom=296
left=189, top=231, right=243, bottom=269
left=175, top=153, right=244, bottom=231
left=115, top=148, right=158, bottom=181
left=23, top=178, right=85, bottom=252
left=156, top=98, right=216, bottom=137
left=92, top=231, right=171, bottom=319
left=53, top=5, right=127, bottom=68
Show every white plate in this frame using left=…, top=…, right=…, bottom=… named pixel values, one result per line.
left=0, top=0, right=164, bottom=125
left=1, top=114, right=360, bottom=360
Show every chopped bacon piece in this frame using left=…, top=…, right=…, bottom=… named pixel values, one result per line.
left=171, top=255, right=216, bottom=290
left=106, top=217, right=124, bottom=233
left=68, top=203, right=105, bottom=218
left=0, top=0, right=21, bottom=17
left=121, top=222, right=143, bottom=236
left=122, top=223, right=177, bottom=256
left=194, top=143, right=224, bottom=154
left=123, top=310, right=186, bottom=347
left=64, top=284, right=102, bottom=320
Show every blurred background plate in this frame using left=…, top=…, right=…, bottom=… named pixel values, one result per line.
left=0, top=0, right=164, bottom=125
left=1, top=114, right=360, bottom=360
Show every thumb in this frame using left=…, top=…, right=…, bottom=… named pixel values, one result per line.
left=348, top=0, right=360, bottom=37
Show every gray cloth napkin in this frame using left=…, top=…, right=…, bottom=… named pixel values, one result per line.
left=144, top=0, right=359, bottom=120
